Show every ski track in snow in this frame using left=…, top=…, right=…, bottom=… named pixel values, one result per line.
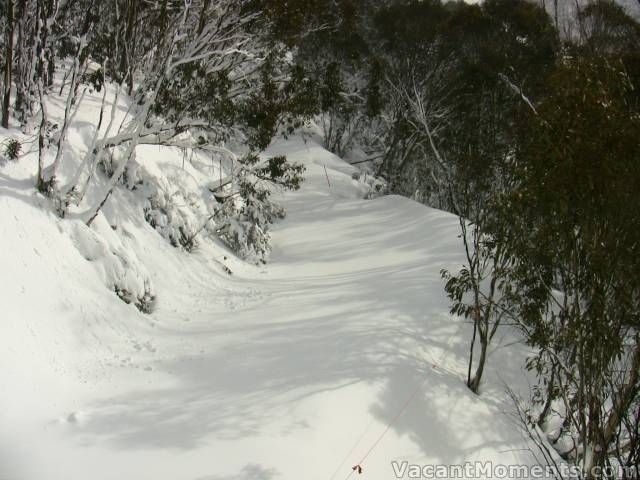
left=1, top=135, right=536, bottom=480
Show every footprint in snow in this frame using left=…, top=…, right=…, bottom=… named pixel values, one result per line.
left=61, top=410, right=89, bottom=425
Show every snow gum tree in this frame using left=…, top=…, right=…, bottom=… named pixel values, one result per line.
left=3, top=0, right=312, bottom=260
left=503, top=55, right=640, bottom=479
left=0, top=0, right=319, bottom=263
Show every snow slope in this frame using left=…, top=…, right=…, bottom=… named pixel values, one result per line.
left=1, top=131, right=536, bottom=479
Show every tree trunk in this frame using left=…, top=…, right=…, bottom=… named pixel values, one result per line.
left=2, top=0, right=15, bottom=129
left=197, top=0, right=211, bottom=36
left=119, top=0, right=138, bottom=96
left=591, top=337, right=640, bottom=474
left=468, top=331, right=488, bottom=394
left=538, top=365, right=556, bottom=427
left=44, top=10, right=93, bottom=186
left=14, top=0, right=29, bottom=126
left=36, top=80, right=49, bottom=193
left=467, top=320, right=477, bottom=387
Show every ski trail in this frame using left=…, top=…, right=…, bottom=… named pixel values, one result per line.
left=1, top=137, right=535, bottom=480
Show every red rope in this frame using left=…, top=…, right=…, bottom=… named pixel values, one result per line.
left=357, top=374, right=431, bottom=465
left=328, top=417, right=376, bottom=480
left=332, top=321, right=466, bottom=480
left=338, top=369, right=434, bottom=480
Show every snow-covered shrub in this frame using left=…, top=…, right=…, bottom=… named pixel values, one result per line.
left=215, top=181, right=285, bottom=263
left=353, top=172, right=388, bottom=199
left=70, top=217, right=156, bottom=313
left=215, top=154, right=303, bottom=263
left=143, top=194, right=199, bottom=251
left=97, top=146, right=127, bottom=178
left=2, top=138, right=22, bottom=161
left=91, top=141, right=301, bottom=263
left=125, top=157, right=214, bottom=252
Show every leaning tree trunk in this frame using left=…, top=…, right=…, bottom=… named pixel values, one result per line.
left=468, top=325, right=488, bottom=394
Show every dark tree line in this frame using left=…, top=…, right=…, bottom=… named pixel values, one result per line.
left=284, top=0, right=640, bottom=477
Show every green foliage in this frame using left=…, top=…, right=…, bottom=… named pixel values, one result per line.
left=364, top=58, right=384, bottom=117
left=82, top=68, right=105, bottom=92
left=317, top=61, right=361, bottom=155
left=256, top=155, right=305, bottom=191
left=482, top=0, right=559, bottom=74
left=241, top=60, right=322, bottom=149
left=497, top=55, right=640, bottom=472
left=241, top=59, right=284, bottom=150
left=290, top=0, right=559, bottom=209
left=579, top=0, right=640, bottom=55
left=374, top=0, right=447, bottom=57
left=257, top=0, right=334, bottom=47
left=153, top=62, right=236, bottom=139
left=215, top=152, right=305, bottom=262
left=283, top=64, right=320, bottom=126
left=511, top=57, right=640, bottom=326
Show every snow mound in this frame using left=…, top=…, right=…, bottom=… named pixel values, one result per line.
left=128, top=145, right=220, bottom=252
left=68, top=215, right=155, bottom=312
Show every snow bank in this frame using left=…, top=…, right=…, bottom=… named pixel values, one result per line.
left=1, top=79, right=538, bottom=480
left=68, top=215, right=155, bottom=312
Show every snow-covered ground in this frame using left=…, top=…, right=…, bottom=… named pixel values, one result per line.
left=1, top=97, right=536, bottom=478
